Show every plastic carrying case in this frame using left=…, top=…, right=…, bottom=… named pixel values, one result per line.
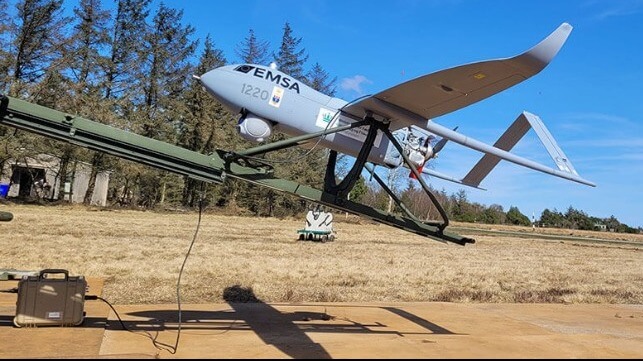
left=14, top=269, right=87, bottom=327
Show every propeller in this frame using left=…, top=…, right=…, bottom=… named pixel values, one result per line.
left=409, top=126, right=458, bottom=179
left=432, top=136, right=447, bottom=154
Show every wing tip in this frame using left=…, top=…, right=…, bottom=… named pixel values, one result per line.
left=560, top=22, right=573, bottom=32
left=524, top=22, right=574, bottom=66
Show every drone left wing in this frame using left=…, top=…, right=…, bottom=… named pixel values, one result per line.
left=341, top=23, right=573, bottom=129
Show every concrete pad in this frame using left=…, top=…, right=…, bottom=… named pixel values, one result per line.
left=1, top=280, right=641, bottom=359
left=97, top=302, right=643, bottom=359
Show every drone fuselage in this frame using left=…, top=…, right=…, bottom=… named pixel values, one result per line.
left=199, top=64, right=432, bottom=169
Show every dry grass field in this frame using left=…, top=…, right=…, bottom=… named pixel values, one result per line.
left=1, top=203, right=641, bottom=305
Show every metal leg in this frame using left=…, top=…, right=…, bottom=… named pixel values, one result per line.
left=364, top=164, right=419, bottom=222
left=324, top=116, right=382, bottom=199
left=381, top=127, right=450, bottom=231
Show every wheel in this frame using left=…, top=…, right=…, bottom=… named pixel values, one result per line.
left=298, top=234, right=304, bottom=241
left=321, top=235, right=328, bottom=243
left=329, top=234, right=335, bottom=242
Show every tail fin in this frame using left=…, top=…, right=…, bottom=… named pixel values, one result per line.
left=460, top=111, right=586, bottom=188
left=524, top=111, right=578, bottom=175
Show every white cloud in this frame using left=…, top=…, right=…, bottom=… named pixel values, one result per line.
left=561, top=112, right=633, bottom=125
left=566, top=137, right=643, bottom=148
left=340, top=75, right=373, bottom=95
left=592, top=1, right=643, bottom=20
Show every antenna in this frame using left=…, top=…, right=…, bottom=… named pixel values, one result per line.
left=532, top=211, right=536, bottom=230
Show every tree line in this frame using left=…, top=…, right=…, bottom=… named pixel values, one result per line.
left=358, top=180, right=640, bottom=234
left=0, top=0, right=637, bottom=234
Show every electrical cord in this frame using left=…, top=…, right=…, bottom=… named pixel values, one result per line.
left=84, top=186, right=205, bottom=355
left=84, top=294, right=175, bottom=353
left=170, top=182, right=206, bottom=353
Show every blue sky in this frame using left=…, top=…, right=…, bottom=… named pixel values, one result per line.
left=71, top=1, right=643, bottom=226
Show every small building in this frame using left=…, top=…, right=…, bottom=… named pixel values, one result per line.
left=0, top=154, right=110, bottom=206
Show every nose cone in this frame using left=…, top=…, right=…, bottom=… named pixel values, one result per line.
left=199, top=67, right=242, bottom=114
left=199, top=68, right=223, bottom=96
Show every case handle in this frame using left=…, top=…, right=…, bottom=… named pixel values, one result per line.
left=39, top=269, right=69, bottom=280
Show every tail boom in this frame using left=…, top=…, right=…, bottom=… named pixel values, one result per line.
left=425, top=112, right=595, bottom=188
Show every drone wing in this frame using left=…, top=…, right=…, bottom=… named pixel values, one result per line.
left=340, top=23, right=593, bottom=188
left=341, top=23, right=573, bottom=129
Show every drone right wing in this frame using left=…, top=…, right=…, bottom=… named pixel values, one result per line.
left=341, top=23, right=574, bottom=131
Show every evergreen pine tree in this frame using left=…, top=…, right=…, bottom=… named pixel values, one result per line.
left=133, top=3, right=197, bottom=206
left=104, top=0, right=151, bottom=100
left=69, top=0, right=152, bottom=205
left=273, top=22, right=308, bottom=80
left=235, top=29, right=269, bottom=65
left=305, top=62, right=336, bottom=96
left=61, top=0, right=112, bottom=204
left=506, top=206, right=531, bottom=226
left=67, top=0, right=110, bottom=89
left=139, top=3, right=196, bottom=139
left=0, top=0, right=11, bottom=92
left=6, top=0, right=69, bottom=97
left=179, top=34, right=238, bottom=207
left=0, top=0, right=71, bottom=199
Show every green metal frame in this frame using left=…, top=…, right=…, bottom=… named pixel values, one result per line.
left=0, top=94, right=474, bottom=245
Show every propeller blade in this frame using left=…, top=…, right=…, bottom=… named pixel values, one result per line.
left=432, top=126, right=458, bottom=154
left=433, top=137, right=449, bottom=154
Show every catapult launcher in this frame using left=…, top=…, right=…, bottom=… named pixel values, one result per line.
left=0, top=94, right=474, bottom=245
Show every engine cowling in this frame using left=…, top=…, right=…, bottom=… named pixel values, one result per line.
left=383, top=126, right=434, bottom=169
left=237, top=113, right=273, bottom=143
